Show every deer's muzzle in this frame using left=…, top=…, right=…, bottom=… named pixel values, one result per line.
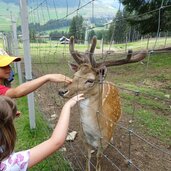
left=58, top=89, right=68, bottom=97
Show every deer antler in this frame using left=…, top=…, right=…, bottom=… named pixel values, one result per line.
left=89, top=36, right=97, bottom=68
left=150, top=46, right=171, bottom=52
left=69, top=36, right=148, bottom=68
left=69, top=36, right=89, bottom=64
left=97, top=50, right=148, bottom=67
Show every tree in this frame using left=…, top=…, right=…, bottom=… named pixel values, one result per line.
left=108, top=18, right=115, bottom=42
left=96, top=30, right=108, bottom=42
left=29, top=29, right=36, bottom=42
left=69, top=15, right=85, bottom=41
left=120, top=0, right=171, bottom=35
left=108, top=10, right=129, bottom=43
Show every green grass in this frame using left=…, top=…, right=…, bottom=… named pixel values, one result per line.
left=135, top=110, right=171, bottom=142
left=13, top=77, right=71, bottom=171
left=122, top=92, right=171, bottom=144
left=122, top=92, right=169, bottom=110
left=110, top=37, right=171, bottom=51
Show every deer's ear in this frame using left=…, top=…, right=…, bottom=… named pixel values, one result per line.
left=68, top=62, right=79, bottom=72
left=96, top=66, right=107, bottom=77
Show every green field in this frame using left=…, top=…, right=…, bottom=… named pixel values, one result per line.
left=17, top=37, right=171, bottom=57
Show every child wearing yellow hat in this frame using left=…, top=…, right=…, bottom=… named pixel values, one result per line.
left=0, top=55, right=72, bottom=98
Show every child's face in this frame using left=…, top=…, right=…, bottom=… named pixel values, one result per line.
left=0, top=65, right=11, bottom=80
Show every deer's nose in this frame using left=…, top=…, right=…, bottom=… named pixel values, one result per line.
left=58, top=90, right=68, bottom=97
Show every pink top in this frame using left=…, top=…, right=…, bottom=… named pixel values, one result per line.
left=0, top=150, right=30, bottom=171
left=0, top=85, right=9, bottom=95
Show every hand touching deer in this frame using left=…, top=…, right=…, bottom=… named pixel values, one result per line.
left=59, top=37, right=147, bottom=171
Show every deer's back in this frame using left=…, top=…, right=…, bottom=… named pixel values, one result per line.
left=102, top=81, right=121, bottom=122
left=98, top=81, right=121, bottom=145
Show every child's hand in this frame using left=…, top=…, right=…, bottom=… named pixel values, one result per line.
left=66, top=94, right=84, bottom=108
left=47, top=74, right=72, bottom=83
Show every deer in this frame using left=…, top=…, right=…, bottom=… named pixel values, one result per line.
left=58, top=36, right=147, bottom=171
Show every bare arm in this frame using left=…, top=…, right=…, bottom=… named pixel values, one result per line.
left=28, top=94, right=84, bottom=168
left=5, top=74, right=72, bottom=98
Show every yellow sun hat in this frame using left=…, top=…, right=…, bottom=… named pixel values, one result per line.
left=0, top=55, right=21, bottom=67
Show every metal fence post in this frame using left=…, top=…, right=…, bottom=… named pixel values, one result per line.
left=19, top=0, right=36, bottom=129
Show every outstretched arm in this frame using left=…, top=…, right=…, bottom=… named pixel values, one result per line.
left=5, top=74, right=72, bottom=98
left=28, top=94, right=84, bottom=168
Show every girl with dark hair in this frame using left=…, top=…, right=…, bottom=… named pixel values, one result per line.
left=0, top=94, right=84, bottom=170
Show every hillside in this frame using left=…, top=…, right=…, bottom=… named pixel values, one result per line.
left=0, top=0, right=119, bottom=32
left=1, top=0, right=120, bottom=8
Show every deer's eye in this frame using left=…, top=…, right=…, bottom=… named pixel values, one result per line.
left=85, top=79, right=94, bottom=84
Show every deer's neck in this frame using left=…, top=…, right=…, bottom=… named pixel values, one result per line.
left=79, top=94, right=101, bottom=113
left=79, top=97, right=102, bottom=148
left=78, top=82, right=120, bottom=148
left=78, top=83, right=106, bottom=148
left=79, top=83, right=103, bottom=112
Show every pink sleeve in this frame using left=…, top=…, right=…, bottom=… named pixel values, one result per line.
left=0, top=150, right=30, bottom=171
left=0, top=85, right=10, bottom=95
